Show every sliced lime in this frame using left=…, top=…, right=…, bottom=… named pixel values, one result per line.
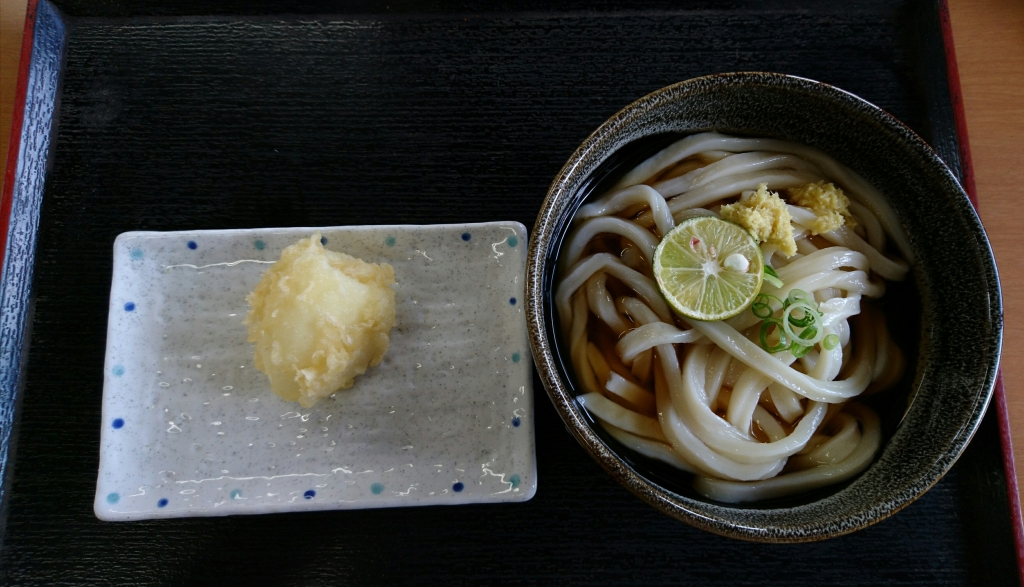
left=653, top=216, right=764, bottom=321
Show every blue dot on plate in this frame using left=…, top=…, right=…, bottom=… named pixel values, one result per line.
left=321, top=236, right=328, bottom=245
left=511, top=352, right=520, bottom=364
left=507, top=235, right=518, bottom=248
left=124, top=302, right=135, bottom=312
left=254, top=239, right=265, bottom=251
left=512, top=416, right=521, bottom=428
left=385, top=236, right=396, bottom=247
left=509, top=474, right=521, bottom=488
left=230, top=489, right=242, bottom=499
left=112, top=418, right=124, bottom=429
left=371, top=483, right=384, bottom=495
left=187, top=240, right=197, bottom=250
left=157, top=498, right=168, bottom=508
left=452, top=482, right=464, bottom=492
left=106, top=492, right=119, bottom=504
left=304, top=489, right=316, bottom=499
left=461, top=232, right=471, bottom=241
left=509, top=297, right=517, bottom=306
left=112, top=365, right=125, bottom=377
left=130, top=248, right=144, bottom=260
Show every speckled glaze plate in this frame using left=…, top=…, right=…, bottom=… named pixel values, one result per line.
left=95, top=222, right=536, bottom=520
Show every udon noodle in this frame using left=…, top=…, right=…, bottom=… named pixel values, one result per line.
left=557, top=132, right=910, bottom=502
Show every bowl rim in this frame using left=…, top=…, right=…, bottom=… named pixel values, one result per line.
left=524, top=71, right=1003, bottom=542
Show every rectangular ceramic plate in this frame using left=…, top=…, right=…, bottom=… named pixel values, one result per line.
left=95, top=222, right=536, bottom=520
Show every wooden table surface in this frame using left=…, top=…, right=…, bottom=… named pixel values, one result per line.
left=1, top=0, right=1022, bottom=512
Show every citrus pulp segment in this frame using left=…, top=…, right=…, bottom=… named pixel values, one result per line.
left=653, top=217, right=764, bottom=321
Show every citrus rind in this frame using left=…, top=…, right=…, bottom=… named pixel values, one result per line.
left=652, top=217, right=764, bottom=322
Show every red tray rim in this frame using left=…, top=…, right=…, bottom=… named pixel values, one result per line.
left=938, top=0, right=1024, bottom=579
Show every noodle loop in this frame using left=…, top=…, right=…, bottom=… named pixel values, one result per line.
left=561, top=133, right=909, bottom=502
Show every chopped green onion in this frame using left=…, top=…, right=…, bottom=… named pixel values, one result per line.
left=757, top=288, right=829, bottom=355
left=751, top=293, right=782, bottom=319
left=786, top=303, right=816, bottom=328
left=789, top=326, right=819, bottom=358
left=751, top=302, right=772, bottom=319
left=759, top=318, right=790, bottom=353
left=791, top=341, right=813, bottom=358
left=763, top=265, right=784, bottom=288
left=781, top=303, right=824, bottom=347
left=823, top=334, right=840, bottom=350
left=786, top=289, right=814, bottom=307
left=797, top=326, right=818, bottom=341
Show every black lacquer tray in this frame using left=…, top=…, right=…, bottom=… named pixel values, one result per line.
left=1, top=0, right=1021, bottom=584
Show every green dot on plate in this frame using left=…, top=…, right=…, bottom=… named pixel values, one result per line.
left=509, top=474, right=521, bottom=488
left=507, top=235, right=518, bottom=248
left=254, top=239, right=265, bottom=251
left=106, top=492, right=120, bottom=504
left=512, top=352, right=520, bottom=363
left=231, top=489, right=242, bottom=499
left=130, top=248, right=143, bottom=260
left=371, top=483, right=384, bottom=495
left=385, top=236, right=396, bottom=247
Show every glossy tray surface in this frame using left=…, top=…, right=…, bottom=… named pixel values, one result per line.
left=0, top=0, right=1017, bottom=584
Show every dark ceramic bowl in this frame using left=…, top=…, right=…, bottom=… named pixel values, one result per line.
left=525, top=73, right=1002, bottom=542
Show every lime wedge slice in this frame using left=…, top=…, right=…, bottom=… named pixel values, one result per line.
left=653, top=216, right=764, bottom=321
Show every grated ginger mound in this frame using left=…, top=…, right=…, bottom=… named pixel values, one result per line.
left=787, top=181, right=857, bottom=235
left=719, top=183, right=796, bottom=257
left=244, top=232, right=397, bottom=408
